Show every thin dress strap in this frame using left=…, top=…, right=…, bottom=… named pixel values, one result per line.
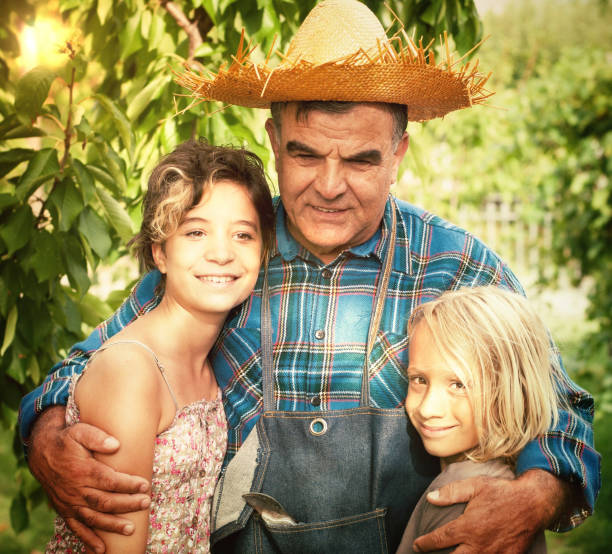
left=93, top=339, right=180, bottom=411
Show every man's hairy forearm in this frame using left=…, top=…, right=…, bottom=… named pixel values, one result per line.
left=28, top=406, right=66, bottom=465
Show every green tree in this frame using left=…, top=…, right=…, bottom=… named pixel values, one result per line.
left=0, top=0, right=483, bottom=537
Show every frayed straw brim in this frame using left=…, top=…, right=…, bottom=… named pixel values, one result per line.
left=176, top=1, right=493, bottom=121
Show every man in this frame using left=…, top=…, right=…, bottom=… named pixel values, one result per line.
left=19, top=1, right=599, bottom=553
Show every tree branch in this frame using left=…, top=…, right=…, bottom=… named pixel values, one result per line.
left=162, top=1, right=203, bottom=60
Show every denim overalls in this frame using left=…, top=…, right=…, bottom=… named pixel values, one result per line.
left=212, top=206, right=438, bottom=552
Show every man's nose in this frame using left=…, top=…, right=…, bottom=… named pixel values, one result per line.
left=314, top=160, right=347, bottom=199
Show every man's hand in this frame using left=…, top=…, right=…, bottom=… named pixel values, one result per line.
left=413, top=469, right=570, bottom=553
left=28, top=406, right=151, bottom=553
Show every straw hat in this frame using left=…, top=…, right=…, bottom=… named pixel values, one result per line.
left=177, top=0, right=493, bottom=121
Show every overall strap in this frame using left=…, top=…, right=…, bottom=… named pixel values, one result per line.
left=94, top=339, right=180, bottom=411
left=360, top=198, right=397, bottom=406
left=260, top=197, right=398, bottom=411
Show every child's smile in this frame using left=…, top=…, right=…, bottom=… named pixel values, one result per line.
left=405, top=321, right=479, bottom=468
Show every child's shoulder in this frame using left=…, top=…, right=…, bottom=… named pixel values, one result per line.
left=442, top=459, right=514, bottom=483
left=78, top=339, right=166, bottom=403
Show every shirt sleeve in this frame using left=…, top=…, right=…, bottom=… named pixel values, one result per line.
left=495, top=260, right=601, bottom=531
left=18, top=270, right=163, bottom=450
left=515, top=353, right=600, bottom=531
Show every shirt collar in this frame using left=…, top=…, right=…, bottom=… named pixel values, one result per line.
left=273, top=197, right=401, bottom=269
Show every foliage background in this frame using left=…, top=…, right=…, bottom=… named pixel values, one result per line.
left=0, top=0, right=609, bottom=551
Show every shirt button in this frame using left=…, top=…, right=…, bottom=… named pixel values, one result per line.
left=310, top=395, right=321, bottom=407
left=322, top=269, right=332, bottom=279
left=315, top=329, right=325, bottom=340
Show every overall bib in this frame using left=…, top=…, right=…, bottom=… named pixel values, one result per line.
left=212, top=206, right=438, bottom=553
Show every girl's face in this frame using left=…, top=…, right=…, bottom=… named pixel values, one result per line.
left=153, top=180, right=263, bottom=318
left=405, top=322, right=479, bottom=468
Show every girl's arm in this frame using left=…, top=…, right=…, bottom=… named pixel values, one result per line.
left=75, top=343, right=169, bottom=553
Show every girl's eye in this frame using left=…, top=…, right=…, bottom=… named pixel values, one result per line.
left=450, top=381, right=466, bottom=392
left=186, top=230, right=205, bottom=238
left=235, top=232, right=255, bottom=241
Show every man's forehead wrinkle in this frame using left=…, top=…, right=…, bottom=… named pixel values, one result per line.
left=284, top=138, right=384, bottom=162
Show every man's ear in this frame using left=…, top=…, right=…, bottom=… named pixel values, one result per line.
left=265, top=118, right=281, bottom=172
left=392, top=132, right=410, bottom=177
left=151, top=243, right=167, bottom=274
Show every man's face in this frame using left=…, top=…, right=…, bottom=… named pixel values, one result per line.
left=265, top=104, right=408, bottom=264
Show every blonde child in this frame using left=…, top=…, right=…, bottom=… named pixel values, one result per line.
left=47, top=139, right=275, bottom=553
left=397, top=286, right=570, bottom=554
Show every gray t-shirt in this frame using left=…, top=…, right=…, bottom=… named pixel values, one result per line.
left=396, top=459, right=547, bottom=554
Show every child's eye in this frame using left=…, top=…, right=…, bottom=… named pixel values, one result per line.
left=186, top=229, right=205, bottom=238
left=235, top=231, right=255, bottom=241
left=450, top=381, right=466, bottom=391
left=408, top=375, right=427, bottom=387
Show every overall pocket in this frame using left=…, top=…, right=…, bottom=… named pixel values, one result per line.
left=257, top=508, right=389, bottom=554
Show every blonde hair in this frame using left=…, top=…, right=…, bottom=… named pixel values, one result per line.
left=408, top=286, right=569, bottom=465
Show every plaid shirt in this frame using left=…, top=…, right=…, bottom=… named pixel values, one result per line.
left=19, top=197, right=600, bottom=531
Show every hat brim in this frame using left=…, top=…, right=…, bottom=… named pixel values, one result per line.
left=186, top=61, right=481, bottom=121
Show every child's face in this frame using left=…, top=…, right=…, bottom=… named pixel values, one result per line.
left=153, top=180, right=263, bottom=317
left=405, top=322, right=479, bottom=468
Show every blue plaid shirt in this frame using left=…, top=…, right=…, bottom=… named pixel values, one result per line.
left=19, top=197, right=600, bottom=531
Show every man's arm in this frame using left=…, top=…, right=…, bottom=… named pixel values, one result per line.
left=29, top=407, right=151, bottom=553
left=412, top=470, right=571, bottom=553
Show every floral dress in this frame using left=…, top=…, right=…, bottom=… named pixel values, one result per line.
left=46, top=340, right=228, bottom=553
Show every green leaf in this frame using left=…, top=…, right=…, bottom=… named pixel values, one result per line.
left=95, top=187, right=135, bottom=242
left=0, top=148, right=35, bottom=179
left=6, top=349, right=26, bottom=384
left=9, top=492, right=28, bottom=533
left=148, top=12, right=166, bottom=46
left=16, top=148, right=60, bottom=201
left=94, top=94, right=134, bottom=158
left=0, top=114, right=21, bottom=140
left=0, top=206, right=34, bottom=256
left=3, top=125, right=46, bottom=140
left=140, top=9, right=152, bottom=39
left=79, top=292, right=112, bottom=326
left=62, top=235, right=90, bottom=296
left=92, top=142, right=128, bottom=193
left=1, top=304, right=17, bottom=357
left=120, top=13, right=145, bottom=60
left=60, top=291, right=82, bottom=333
left=126, top=74, right=169, bottom=121
left=78, top=208, right=112, bottom=258
left=14, top=66, right=56, bottom=125
left=23, top=230, right=63, bottom=283
left=71, top=159, right=96, bottom=204
left=49, top=177, right=84, bottom=232
left=0, top=277, right=8, bottom=317
left=57, top=52, right=89, bottom=85
left=97, top=0, right=113, bottom=24
left=200, top=0, right=218, bottom=24
left=0, top=193, right=19, bottom=211
left=86, top=163, right=117, bottom=192
left=27, top=355, right=41, bottom=384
